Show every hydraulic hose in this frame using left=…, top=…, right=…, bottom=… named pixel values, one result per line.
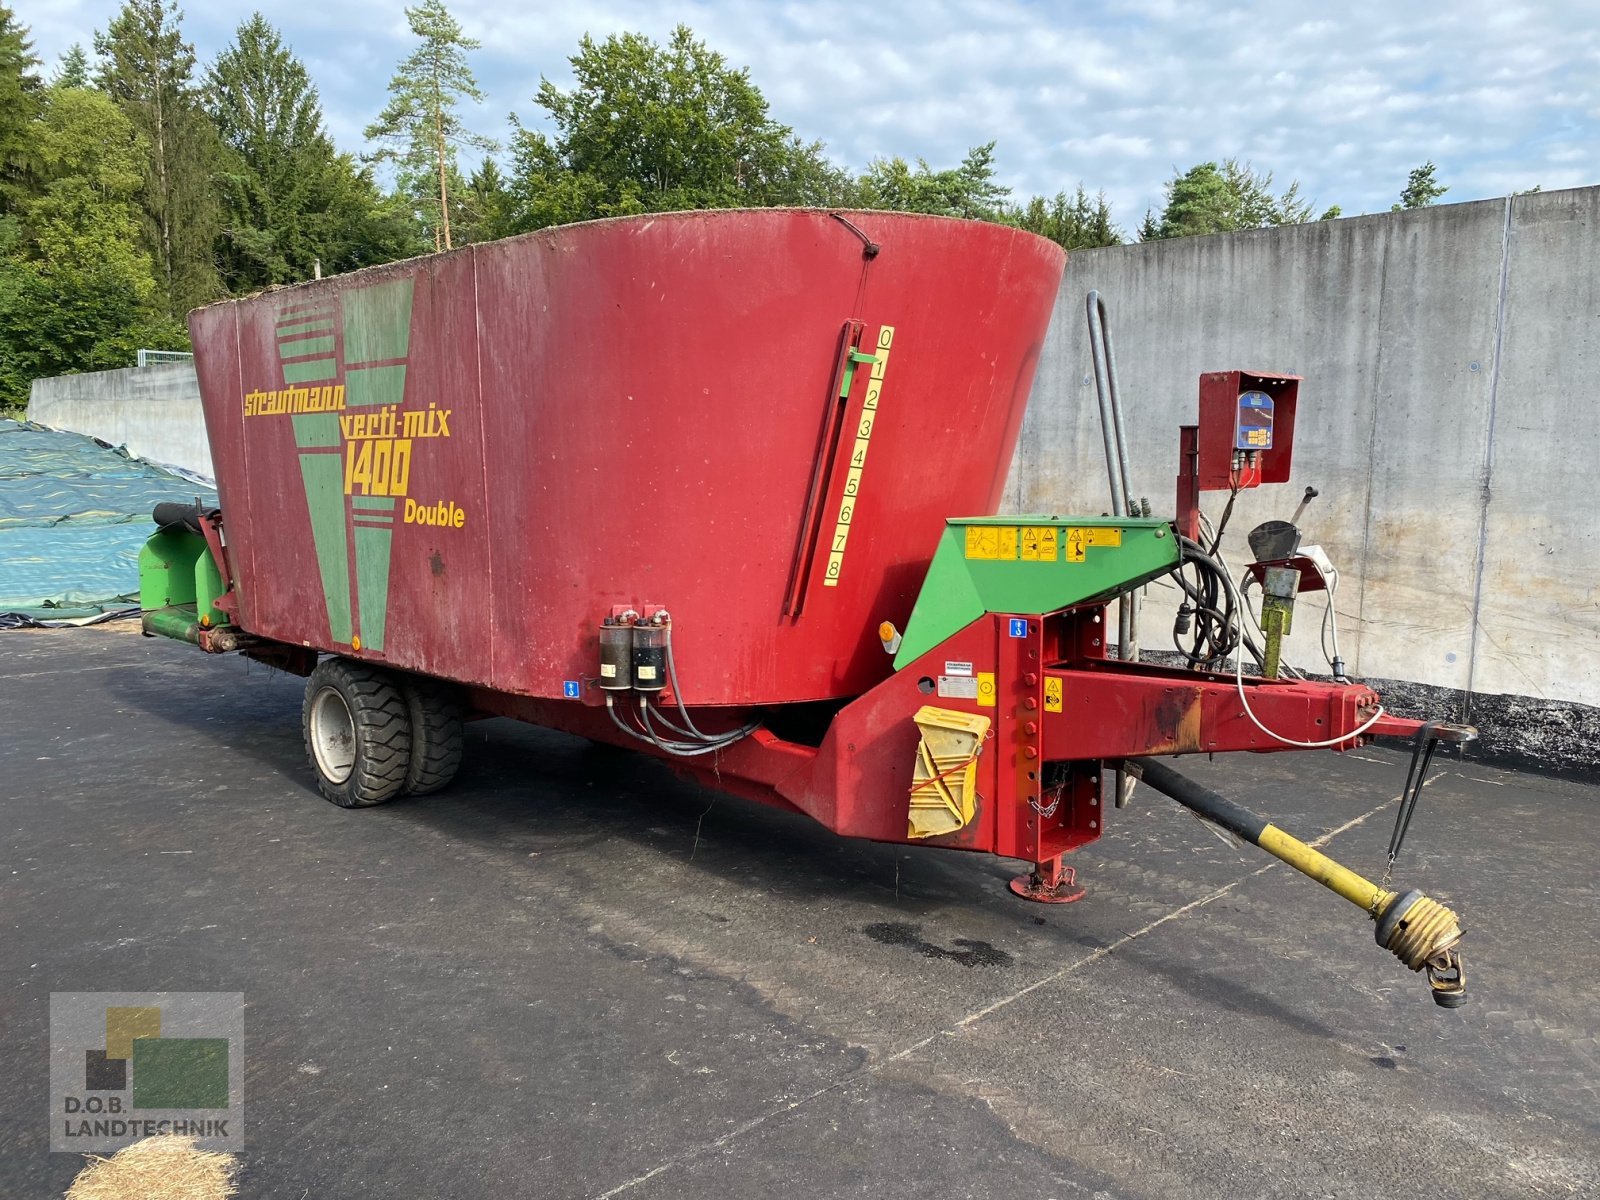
left=604, top=696, right=757, bottom=759
left=152, top=501, right=218, bottom=532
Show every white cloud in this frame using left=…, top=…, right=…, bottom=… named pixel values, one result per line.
left=19, top=0, right=1599, bottom=226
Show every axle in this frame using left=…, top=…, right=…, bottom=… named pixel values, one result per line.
left=1129, top=757, right=1466, bottom=1007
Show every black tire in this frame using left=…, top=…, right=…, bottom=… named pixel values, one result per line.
left=302, top=658, right=411, bottom=807
left=399, top=677, right=464, bottom=796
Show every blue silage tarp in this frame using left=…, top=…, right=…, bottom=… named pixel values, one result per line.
left=0, top=419, right=216, bottom=618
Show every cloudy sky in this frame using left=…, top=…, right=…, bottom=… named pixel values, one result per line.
left=25, top=0, right=1600, bottom=229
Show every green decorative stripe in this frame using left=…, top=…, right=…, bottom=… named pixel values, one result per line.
left=345, top=363, right=407, bottom=407
left=297, top=452, right=352, bottom=644
left=291, top=413, right=341, bottom=448
left=284, top=358, right=338, bottom=385
left=353, top=523, right=393, bottom=652
left=278, top=335, right=335, bottom=359
left=342, top=278, right=415, bottom=365
left=276, top=319, right=334, bottom=338
left=351, top=497, right=396, bottom=512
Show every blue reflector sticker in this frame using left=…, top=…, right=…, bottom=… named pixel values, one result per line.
left=562, top=680, right=581, bottom=699
left=1008, top=618, right=1029, bottom=638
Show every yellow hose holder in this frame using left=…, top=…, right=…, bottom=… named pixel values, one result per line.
left=908, top=706, right=992, bottom=839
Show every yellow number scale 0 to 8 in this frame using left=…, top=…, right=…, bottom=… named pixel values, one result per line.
left=823, top=325, right=894, bottom=588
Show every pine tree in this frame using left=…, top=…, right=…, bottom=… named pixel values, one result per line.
left=1392, top=162, right=1447, bottom=211
left=208, top=14, right=409, bottom=289
left=455, top=157, right=512, bottom=243
left=94, top=0, right=221, bottom=317
left=364, top=0, right=494, bottom=252
left=53, top=44, right=89, bottom=88
left=0, top=6, right=43, bottom=213
left=1004, top=186, right=1121, bottom=249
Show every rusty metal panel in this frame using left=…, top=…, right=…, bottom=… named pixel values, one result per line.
left=190, top=210, right=1066, bottom=705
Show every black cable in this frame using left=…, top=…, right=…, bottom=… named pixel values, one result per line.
left=1205, top=480, right=1242, bottom=556
left=1172, top=537, right=1246, bottom=670
left=1196, top=488, right=1275, bottom=675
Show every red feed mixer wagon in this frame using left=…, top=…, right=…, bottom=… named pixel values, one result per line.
left=140, top=209, right=1473, bottom=1006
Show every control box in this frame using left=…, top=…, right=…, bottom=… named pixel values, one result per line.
left=1196, top=371, right=1299, bottom=490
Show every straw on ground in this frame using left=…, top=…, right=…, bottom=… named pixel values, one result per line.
left=65, top=1135, right=239, bottom=1200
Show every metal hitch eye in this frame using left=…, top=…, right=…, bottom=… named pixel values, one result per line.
left=1426, top=949, right=1467, bottom=1008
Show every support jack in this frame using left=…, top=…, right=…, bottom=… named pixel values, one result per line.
left=1009, top=859, right=1086, bottom=904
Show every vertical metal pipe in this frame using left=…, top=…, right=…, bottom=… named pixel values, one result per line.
left=1084, top=292, right=1127, bottom=519
left=1086, top=291, right=1140, bottom=809
left=1097, top=296, right=1140, bottom=667
left=1096, top=295, right=1135, bottom=514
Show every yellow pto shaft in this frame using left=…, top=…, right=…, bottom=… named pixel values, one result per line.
left=1131, top=758, right=1466, bottom=1007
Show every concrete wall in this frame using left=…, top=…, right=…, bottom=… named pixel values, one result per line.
left=1007, top=186, right=1600, bottom=716
left=27, top=362, right=210, bottom=479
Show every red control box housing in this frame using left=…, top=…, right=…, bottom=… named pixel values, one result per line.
left=1196, top=370, right=1300, bottom=490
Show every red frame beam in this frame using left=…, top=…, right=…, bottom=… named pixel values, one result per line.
left=1041, top=660, right=1385, bottom=760
left=470, top=603, right=1437, bottom=884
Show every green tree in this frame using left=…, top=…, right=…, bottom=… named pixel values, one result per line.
left=364, top=0, right=494, bottom=252
left=208, top=13, right=414, bottom=289
left=1142, top=159, right=1318, bottom=240
left=0, top=6, right=43, bottom=213
left=856, top=142, right=1008, bottom=219
left=0, top=85, right=178, bottom=403
left=1003, top=185, right=1121, bottom=249
left=359, top=186, right=428, bottom=263
left=95, top=0, right=221, bottom=317
left=507, top=25, right=850, bottom=231
left=454, top=156, right=513, bottom=243
left=1392, top=161, right=1447, bottom=210
left=52, top=43, right=89, bottom=88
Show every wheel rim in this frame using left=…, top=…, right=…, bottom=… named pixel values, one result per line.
left=309, top=685, right=356, bottom=784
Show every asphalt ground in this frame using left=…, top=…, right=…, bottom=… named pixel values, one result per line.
left=3, top=625, right=1597, bottom=1198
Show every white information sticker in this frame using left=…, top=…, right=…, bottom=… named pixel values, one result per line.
left=937, top=675, right=979, bottom=699
left=943, top=661, right=974, bottom=677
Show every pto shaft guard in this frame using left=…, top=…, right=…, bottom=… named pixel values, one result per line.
left=1128, top=757, right=1466, bottom=1007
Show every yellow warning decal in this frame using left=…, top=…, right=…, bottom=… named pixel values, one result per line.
left=976, top=671, right=997, bottom=707
left=1044, top=675, right=1063, bottom=712
left=1019, top=526, right=1059, bottom=562
left=964, top=526, right=1019, bottom=561
left=1064, top=526, right=1122, bottom=562
left=824, top=325, right=893, bottom=588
